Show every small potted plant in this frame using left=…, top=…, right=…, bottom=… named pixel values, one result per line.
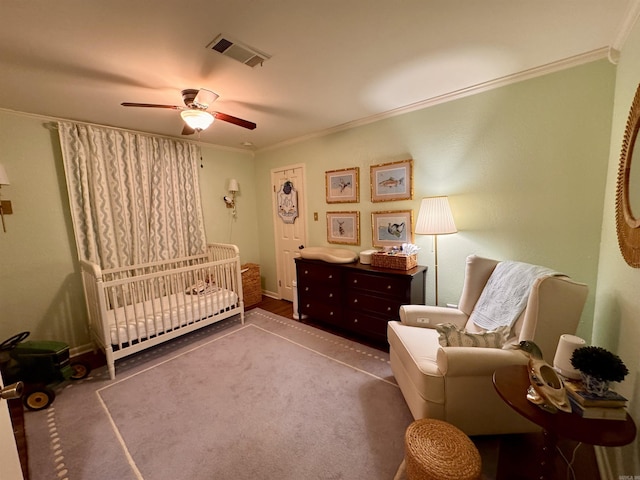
left=570, top=346, right=629, bottom=396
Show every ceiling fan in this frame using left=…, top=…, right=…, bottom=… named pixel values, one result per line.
left=121, top=88, right=256, bottom=135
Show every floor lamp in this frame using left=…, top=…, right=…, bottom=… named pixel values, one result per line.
left=415, top=196, right=457, bottom=306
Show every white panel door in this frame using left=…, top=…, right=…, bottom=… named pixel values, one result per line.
left=271, top=165, right=307, bottom=302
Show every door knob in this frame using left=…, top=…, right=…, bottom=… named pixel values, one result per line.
left=0, top=381, right=23, bottom=400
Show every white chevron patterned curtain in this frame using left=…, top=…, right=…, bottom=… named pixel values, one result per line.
left=58, top=122, right=207, bottom=268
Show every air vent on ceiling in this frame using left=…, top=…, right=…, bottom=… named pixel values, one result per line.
left=207, top=34, right=271, bottom=68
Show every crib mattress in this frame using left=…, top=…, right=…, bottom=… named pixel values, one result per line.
left=106, top=288, right=239, bottom=345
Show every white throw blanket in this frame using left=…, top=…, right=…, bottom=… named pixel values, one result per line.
left=469, top=261, right=560, bottom=330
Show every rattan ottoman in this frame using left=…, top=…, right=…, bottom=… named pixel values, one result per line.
left=404, top=418, right=481, bottom=480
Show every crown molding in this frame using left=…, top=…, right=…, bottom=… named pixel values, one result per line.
left=258, top=48, right=610, bottom=153
left=609, top=0, right=640, bottom=64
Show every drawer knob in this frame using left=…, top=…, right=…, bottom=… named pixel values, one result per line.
left=329, top=293, right=333, bottom=298
left=304, top=270, right=309, bottom=274
left=329, top=311, right=334, bottom=316
left=353, top=279, right=358, bottom=284
left=305, top=304, right=310, bottom=308
left=387, top=307, right=391, bottom=311
left=353, top=299, right=358, bottom=303
left=328, top=274, right=333, bottom=279
left=387, top=285, right=392, bottom=289
left=305, top=287, right=309, bottom=291
left=354, top=318, right=358, bottom=323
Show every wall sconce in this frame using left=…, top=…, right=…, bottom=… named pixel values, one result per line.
left=0, top=163, right=11, bottom=233
left=224, top=179, right=239, bottom=217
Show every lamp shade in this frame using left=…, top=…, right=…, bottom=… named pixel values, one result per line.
left=415, top=196, right=457, bottom=235
left=553, top=334, right=586, bottom=379
left=0, top=163, right=10, bottom=186
left=228, top=178, right=239, bottom=192
left=180, top=110, right=214, bottom=131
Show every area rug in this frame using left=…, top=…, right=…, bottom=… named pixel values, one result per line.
left=24, top=309, right=414, bottom=480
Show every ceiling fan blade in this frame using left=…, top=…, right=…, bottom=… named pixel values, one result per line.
left=181, top=124, right=196, bottom=135
left=121, top=102, right=182, bottom=110
left=213, top=112, right=257, bottom=130
left=193, top=89, right=219, bottom=109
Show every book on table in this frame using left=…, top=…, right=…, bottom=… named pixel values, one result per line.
left=564, top=380, right=628, bottom=408
left=568, top=396, right=628, bottom=420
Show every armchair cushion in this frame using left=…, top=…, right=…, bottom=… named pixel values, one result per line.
left=435, top=323, right=510, bottom=348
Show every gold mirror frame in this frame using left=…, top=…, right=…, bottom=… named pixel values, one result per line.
left=616, top=82, right=640, bottom=267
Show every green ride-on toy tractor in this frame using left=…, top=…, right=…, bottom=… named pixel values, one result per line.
left=0, top=331, right=90, bottom=410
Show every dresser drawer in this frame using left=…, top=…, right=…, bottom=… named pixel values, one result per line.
left=346, top=291, right=401, bottom=318
left=345, top=271, right=408, bottom=298
left=298, top=298, right=342, bottom=326
left=299, top=285, right=342, bottom=304
left=343, top=309, right=389, bottom=342
left=297, top=263, right=341, bottom=286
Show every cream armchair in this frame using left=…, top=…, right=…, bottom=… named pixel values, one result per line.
left=387, top=254, right=588, bottom=436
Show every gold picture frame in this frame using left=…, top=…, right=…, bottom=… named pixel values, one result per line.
left=325, top=167, right=359, bottom=203
left=370, top=159, right=413, bottom=202
left=327, top=211, right=360, bottom=245
left=371, top=210, right=413, bottom=247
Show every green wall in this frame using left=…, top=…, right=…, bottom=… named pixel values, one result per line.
left=593, top=21, right=640, bottom=475
left=0, top=111, right=258, bottom=348
left=256, top=59, right=615, bottom=343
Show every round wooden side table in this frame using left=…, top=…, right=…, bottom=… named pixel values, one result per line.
left=493, top=364, right=636, bottom=479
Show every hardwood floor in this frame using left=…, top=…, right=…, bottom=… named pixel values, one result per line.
left=252, top=295, right=294, bottom=319
left=10, top=296, right=600, bottom=480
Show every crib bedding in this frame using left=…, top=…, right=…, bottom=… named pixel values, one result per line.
left=107, top=288, right=239, bottom=345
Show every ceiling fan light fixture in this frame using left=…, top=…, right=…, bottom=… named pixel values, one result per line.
left=180, top=110, right=214, bottom=131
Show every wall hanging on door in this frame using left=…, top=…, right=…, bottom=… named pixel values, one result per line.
left=278, top=180, right=298, bottom=224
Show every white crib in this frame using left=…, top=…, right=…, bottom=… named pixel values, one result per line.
left=80, top=243, right=245, bottom=379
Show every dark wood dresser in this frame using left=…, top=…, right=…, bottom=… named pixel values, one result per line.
left=295, top=257, right=427, bottom=345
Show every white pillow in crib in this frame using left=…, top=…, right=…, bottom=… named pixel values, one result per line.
left=186, top=280, right=219, bottom=295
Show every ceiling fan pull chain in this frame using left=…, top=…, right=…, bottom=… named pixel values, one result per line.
left=196, top=131, right=204, bottom=168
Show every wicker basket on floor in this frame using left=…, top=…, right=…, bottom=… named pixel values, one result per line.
left=241, top=263, right=261, bottom=307
left=404, top=418, right=481, bottom=480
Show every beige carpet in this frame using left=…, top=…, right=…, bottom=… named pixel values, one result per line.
left=25, top=309, right=416, bottom=479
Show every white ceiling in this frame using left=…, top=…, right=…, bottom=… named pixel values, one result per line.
left=0, top=1, right=633, bottom=151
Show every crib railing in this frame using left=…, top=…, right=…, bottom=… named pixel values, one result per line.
left=79, top=243, right=244, bottom=377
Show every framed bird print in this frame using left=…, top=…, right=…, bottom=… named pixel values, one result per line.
left=326, top=211, right=360, bottom=245
left=371, top=210, right=414, bottom=247
left=370, top=159, right=413, bottom=202
left=325, top=167, right=359, bottom=203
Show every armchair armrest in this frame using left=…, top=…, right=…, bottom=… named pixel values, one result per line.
left=399, top=305, right=468, bottom=329
left=437, top=347, right=529, bottom=376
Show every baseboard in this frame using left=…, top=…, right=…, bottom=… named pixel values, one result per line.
left=594, top=445, right=612, bottom=480
left=69, top=343, right=96, bottom=358
left=262, top=290, right=280, bottom=299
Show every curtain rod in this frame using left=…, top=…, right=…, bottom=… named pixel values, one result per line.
left=1, top=107, right=250, bottom=154
left=45, top=118, right=200, bottom=146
